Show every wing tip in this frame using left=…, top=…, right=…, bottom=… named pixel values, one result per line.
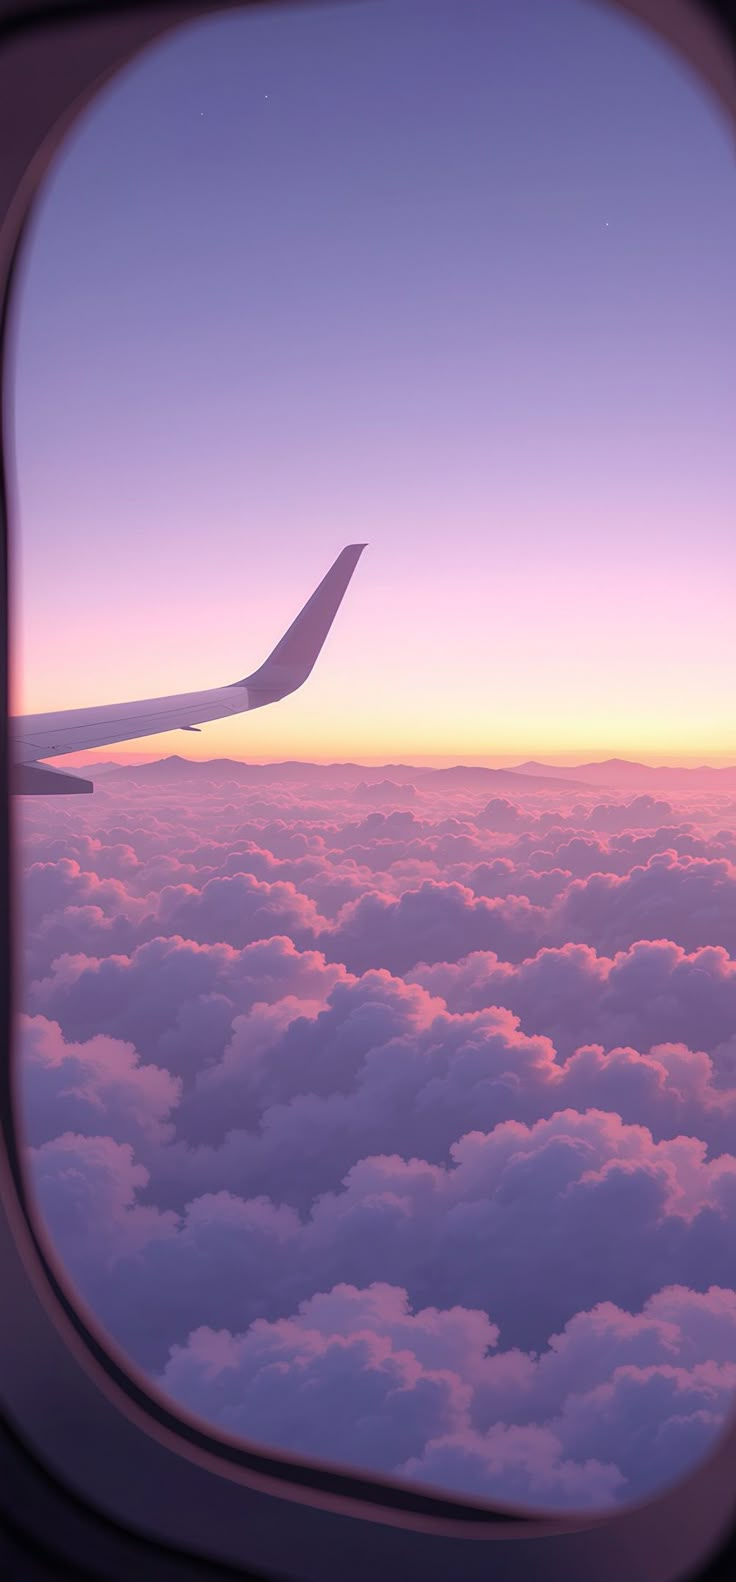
left=234, top=541, right=367, bottom=698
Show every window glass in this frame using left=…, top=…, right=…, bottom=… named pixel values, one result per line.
left=11, top=0, right=736, bottom=1513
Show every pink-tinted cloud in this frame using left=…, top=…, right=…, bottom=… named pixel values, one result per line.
left=19, top=1013, right=180, bottom=1147
left=16, top=777, right=736, bottom=1511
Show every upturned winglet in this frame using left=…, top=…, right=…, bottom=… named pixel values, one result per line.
left=234, top=543, right=367, bottom=706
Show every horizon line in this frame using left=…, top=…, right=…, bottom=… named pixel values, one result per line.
left=63, top=750, right=736, bottom=773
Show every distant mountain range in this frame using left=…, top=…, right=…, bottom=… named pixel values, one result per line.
left=414, top=765, right=585, bottom=791
left=75, top=753, right=736, bottom=793
left=87, top=755, right=583, bottom=791
left=515, top=758, right=736, bottom=789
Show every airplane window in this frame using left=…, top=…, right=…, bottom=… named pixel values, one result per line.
left=8, top=0, right=736, bottom=1518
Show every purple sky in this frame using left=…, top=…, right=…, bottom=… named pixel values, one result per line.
left=9, top=0, right=736, bottom=763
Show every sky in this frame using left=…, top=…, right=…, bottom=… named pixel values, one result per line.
left=7, top=0, right=736, bottom=764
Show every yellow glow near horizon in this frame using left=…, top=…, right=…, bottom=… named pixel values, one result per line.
left=53, top=706, right=736, bottom=772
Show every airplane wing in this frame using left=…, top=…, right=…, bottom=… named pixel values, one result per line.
left=11, top=544, right=366, bottom=794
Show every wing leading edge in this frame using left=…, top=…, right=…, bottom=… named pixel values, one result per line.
left=12, top=544, right=366, bottom=793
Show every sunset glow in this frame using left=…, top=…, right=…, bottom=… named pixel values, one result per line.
left=9, top=0, right=735, bottom=768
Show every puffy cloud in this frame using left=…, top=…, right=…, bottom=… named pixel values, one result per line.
left=141, top=966, right=736, bottom=1205
left=550, top=853, right=736, bottom=957
left=583, top=796, right=675, bottom=833
left=157, top=1281, right=736, bottom=1510
left=322, top=881, right=544, bottom=974
left=353, top=781, right=419, bottom=804
left=476, top=799, right=528, bottom=833
left=28, top=934, right=346, bottom=1074
left=155, top=873, right=326, bottom=951
left=159, top=1285, right=472, bottom=1470
left=28, top=1132, right=177, bottom=1273
left=19, top=1013, right=180, bottom=1147
left=296, top=1114, right=736, bottom=1350
left=24, top=856, right=138, bottom=920
left=156, top=978, right=571, bottom=1201
left=401, top=1425, right=624, bottom=1508
left=23, top=856, right=148, bottom=978
left=412, top=939, right=736, bottom=1069
left=449, top=857, right=569, bottom=908
left=39, top=1098, right=736, bottom=1380
left=26, top=1128, right=302, bottom=1367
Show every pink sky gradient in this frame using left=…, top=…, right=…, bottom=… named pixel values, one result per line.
left=12, top=539, right=736, bottom=765
left=8, top=0, right=736, bottom=767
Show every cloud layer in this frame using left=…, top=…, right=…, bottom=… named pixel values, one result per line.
left=17, top=771, right=736, bottom=1510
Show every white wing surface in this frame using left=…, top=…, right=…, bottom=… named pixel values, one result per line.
left=12, top=544, right=366, bottom=793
